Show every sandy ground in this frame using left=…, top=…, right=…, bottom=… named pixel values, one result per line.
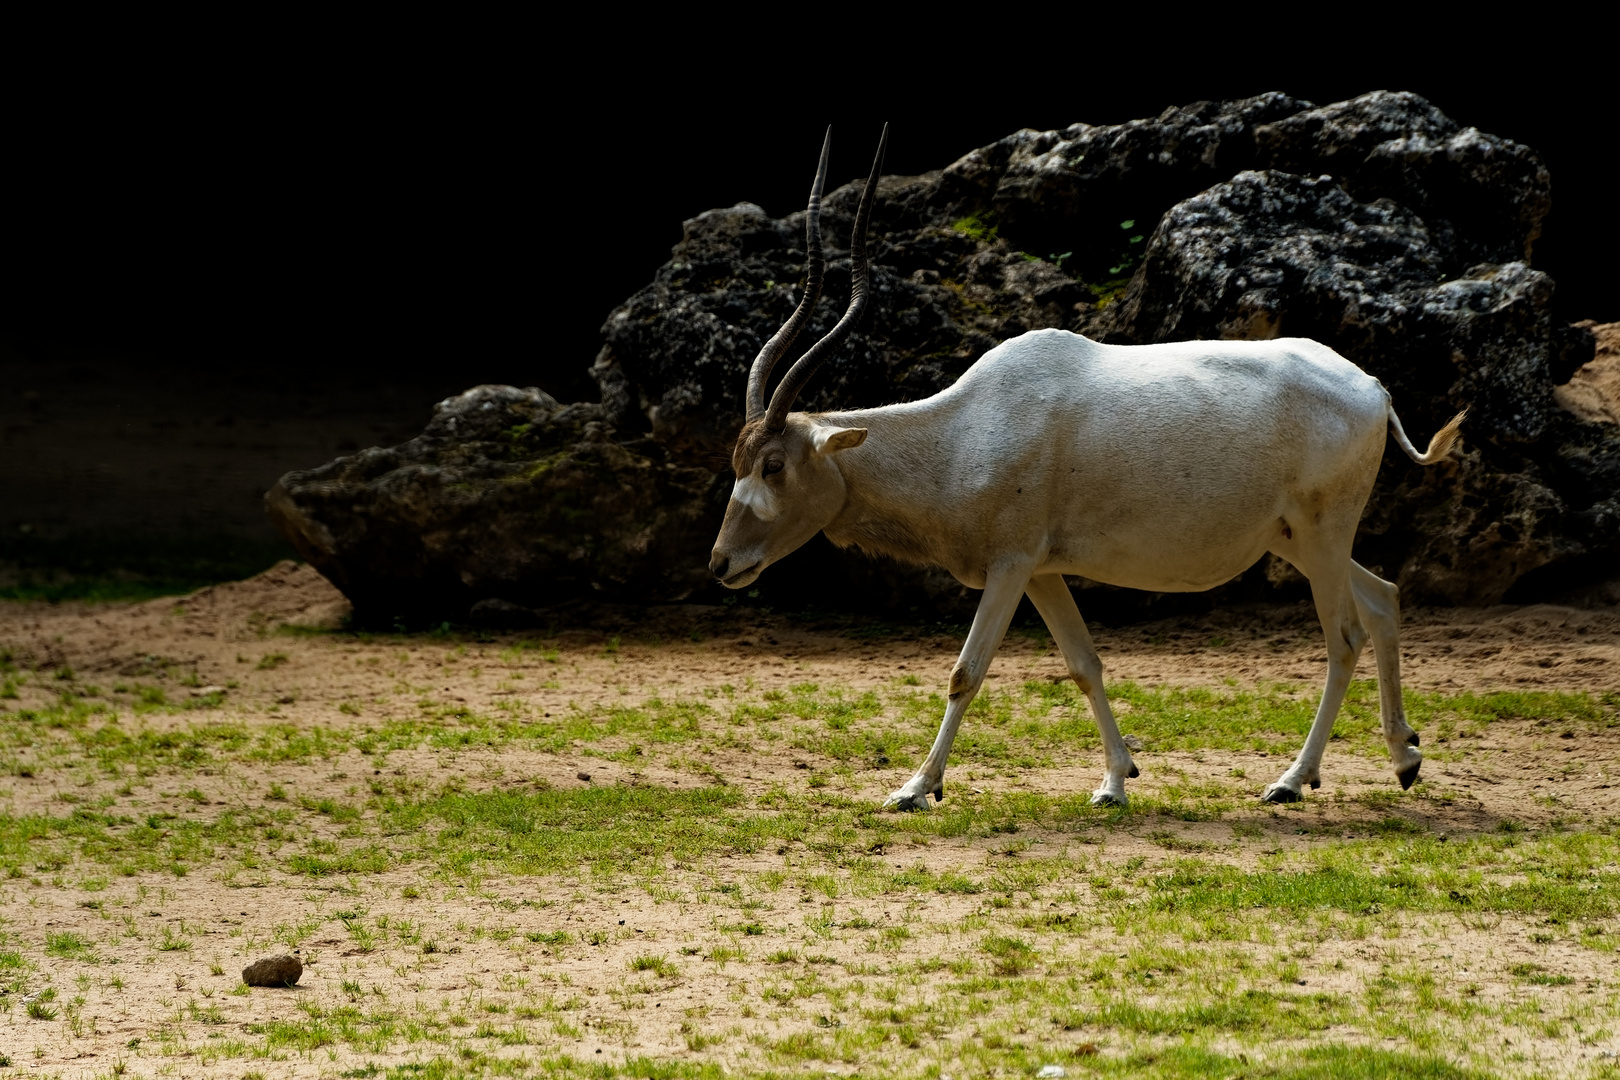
left=6, top=561, right=1617, bottom=706
left=1557, top=321, right=1620, bottom=427
left=0, top=565, right=1617, bottom=1076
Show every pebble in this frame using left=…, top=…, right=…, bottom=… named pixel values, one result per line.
left=242, top=954, right=302, bottom=987
left=1122, top=734, right=1145, bottom=751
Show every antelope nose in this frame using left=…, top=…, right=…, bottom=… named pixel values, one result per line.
left=709, top=552, right=730, bottom=581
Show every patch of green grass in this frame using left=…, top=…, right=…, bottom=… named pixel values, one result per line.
left=341, top=924, right=377, bottom=960
left=383, top=784, right=767, bottom=877
left=250, top=1016, right=338, bottom=1051
left=1001, top=680, right=1614, bottom=762
left=1100, top=1044, right=1496, bottom=1079
left=1068, top=987, right=1354, bottom=1038
left=0, top=699, right=253, bottom=775
left=45, top=931, right=95, bottom=961
left=1507, top=962, right=1574, bottom=986
left=887, top=863, right=983, bottom=894
left=1147, top=830, right=1620, bottom=920
left=297, top=795, right=362, bottom=822
left=251, top=723, right=345, bottom=763
left=707, top=945, right=746, bottom=968
left=285, top=844, right=392, bottom=877
left=981, top=934, right=1037, bottom=975
left=629, top=954, right=677, bottom=978
left=0, top=805, right=262, bottom=880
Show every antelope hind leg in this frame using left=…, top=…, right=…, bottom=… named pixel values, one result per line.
left=1261, top=553, right=1366, bottom=804
left=884, top=565, right=1031, bottom=811
left=1350, top=562, right=1422, bottom=788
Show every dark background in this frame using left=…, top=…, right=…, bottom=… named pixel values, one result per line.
left=3, top=58, right=1612, bottom=595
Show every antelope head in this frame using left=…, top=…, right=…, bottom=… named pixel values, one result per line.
left=708, top=125, right=887, bottom=590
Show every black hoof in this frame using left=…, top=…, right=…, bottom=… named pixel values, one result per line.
left=1406, top=731, right=1421, bottom=747
left=1397, top=762, right=1421, bottom=790
left=1127, top=764, right=1140, bottom=779
left=1262, top=785, right=1303, bottom=804
left=932, top=783, right=945, bottom=803
left=1309, top=778, right=1321, bottom=790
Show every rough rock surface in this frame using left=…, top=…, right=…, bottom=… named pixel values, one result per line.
left=1251, top=92, right=1551, bottom=269
left=1107, top=172, right=1554, bottom=442
left=268, top=387, right=723, bottom=624
left=271, top=91, right=1619, bottom=620
left=242, top=954, right=302, bottom=987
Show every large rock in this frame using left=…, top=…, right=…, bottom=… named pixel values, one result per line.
left=1251, top=92, right=1551, bottom=269
left=958, top=94, right=1315, bottom=277
left=1105, top=170, right=1557, bottom=444
left=270, top=92, right=1620, bottom=621
left=267, top=386, right=724, bottom=624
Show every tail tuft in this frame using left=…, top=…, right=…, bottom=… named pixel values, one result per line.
left=1419, top=409, right=1467, bottom=464
left=1390, top=407, right=1467, bottom=465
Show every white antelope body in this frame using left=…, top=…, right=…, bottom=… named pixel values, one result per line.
left=710, top=128, right=1463, bottom=809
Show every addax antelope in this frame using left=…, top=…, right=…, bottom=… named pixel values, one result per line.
left=709, top=126, right=1465, bottom=810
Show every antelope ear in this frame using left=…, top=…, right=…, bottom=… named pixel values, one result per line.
left=811, top=426, right=867, bottom=455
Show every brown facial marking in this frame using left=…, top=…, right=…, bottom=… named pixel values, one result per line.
left=1282, top=524, right=1293, bottom=540
left=731, top=419, right=775, bottom=476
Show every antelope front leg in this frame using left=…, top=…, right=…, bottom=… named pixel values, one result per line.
left=1023, top=574, right=1138, bottom=806
left=884, top=564, right=1031, bottom=811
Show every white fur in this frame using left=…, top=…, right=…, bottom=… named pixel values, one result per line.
left=731, top=476, right=779, bottom=521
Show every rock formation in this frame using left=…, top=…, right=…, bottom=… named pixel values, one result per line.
left=269, top=92, right=1620, bottom=624
left=267, top=387, right=723, bottom=624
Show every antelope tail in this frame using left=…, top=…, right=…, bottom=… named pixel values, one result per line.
left=1388, top=407, right=1467, bottom=465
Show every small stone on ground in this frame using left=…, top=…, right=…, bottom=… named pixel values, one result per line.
left=242, top=954, right=302, bottom=987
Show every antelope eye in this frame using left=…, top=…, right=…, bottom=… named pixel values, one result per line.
left=762, top=459, right=784, bottom=477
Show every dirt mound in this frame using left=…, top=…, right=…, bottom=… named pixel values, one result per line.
left=0, top=560, right=348, bottom=674
left=166, top=559, right=351, bottom=634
